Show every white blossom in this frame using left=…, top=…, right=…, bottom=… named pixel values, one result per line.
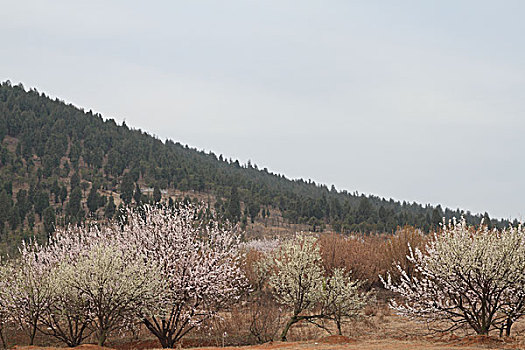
left=109, top=204, right=248, bottom=348
left=381, top=218, right=525, bottom=336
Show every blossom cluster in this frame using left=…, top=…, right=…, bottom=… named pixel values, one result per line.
left=0, top=203, right=247, bottom=348
left=382, top=218, right=525, bottom=336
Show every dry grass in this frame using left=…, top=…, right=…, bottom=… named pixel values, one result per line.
left=10, top=311, right=525, bottom=350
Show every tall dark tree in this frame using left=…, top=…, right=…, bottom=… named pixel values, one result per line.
left=226, top=186, right=241, bottom=223
left=104, top=196, right=116, bottom=219
left=483, top=212, right=492, bottom=229
left=67, top=187, right=83, bottom=220
left=153, top=186, right=162, bottom=203
left=59, top=185, right=68, bottom=204
left=70, top=172, right=80, bottom=189
left=133, top=183, right=142, bottom=205
left=10, top=204, right=21, bottom=230
left=87, top=184, right=103, bottom=214
left=42, top=206, right=56, bottom=235
left=0, top=190, right=12, bottom=232
left=248, top=200, right=260, bottom=223
left=33, top=190, right=49, bottom=219
left=120, top=175, right=134, bottom=205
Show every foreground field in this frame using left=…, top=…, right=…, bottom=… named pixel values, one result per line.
left=7, top=308, right=525, bottom=350
left=12, top=336, right=525, bottom=350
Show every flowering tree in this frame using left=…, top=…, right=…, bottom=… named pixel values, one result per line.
left=0, top=260, right=13, bottom=348
left=24, top=225, right=107, bottom=346
left=110, top=205, right=248, bottom=348
left=263, top=235, right=324, bottom=341
left=262, top=234, right=369, bottom=340
left=322, top=268, right=370, bottom=335
left=240, top=238, right=280, bottom=253
left=7, top=241, right=53, bottom=345
left=57, top=244, right=163, bottom=346
left=7, top=222, right=163, bottom=347
left=382, top=219, right=525, bottom=336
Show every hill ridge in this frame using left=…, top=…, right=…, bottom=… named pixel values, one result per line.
left=0, top=81, right=511, bottom=252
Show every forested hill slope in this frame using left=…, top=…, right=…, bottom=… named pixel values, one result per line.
left=0, top=81, right=511, bottom=247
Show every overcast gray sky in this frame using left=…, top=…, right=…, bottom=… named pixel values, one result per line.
left=1, top=1, right=524, bottom=219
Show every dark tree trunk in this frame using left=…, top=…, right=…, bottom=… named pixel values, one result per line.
left=29, top=323, right=37, bottom=345
left=505, top=317, right=513, bottom=337
left=280, top=316, right=298, bottom=341
left=0, top=328, right=6, bottom=350
left=143, top=318, right=177, bottom=348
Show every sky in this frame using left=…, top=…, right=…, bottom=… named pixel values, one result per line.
left=1, top=1, right=524, bottom=220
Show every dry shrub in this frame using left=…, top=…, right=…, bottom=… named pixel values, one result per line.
left=232, top=248, right=285, bottom=344
left=319, top=233, right=387, bottom=288
left=383, top=226, right=427, bottom=281
left=245, top=298, right=284, bottom=343
left=319, top=226, right=428, bottom=289
left=241, top=249, right=265, bottom=289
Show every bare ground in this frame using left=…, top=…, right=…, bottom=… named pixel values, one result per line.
left=9, top=308, right=525, bottom=350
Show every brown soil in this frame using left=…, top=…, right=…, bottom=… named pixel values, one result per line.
left=14, top=345, right=115, bottom=350
left=14, top=336, right=524, bottom=350
left=317, top=335, right=355, bottom=344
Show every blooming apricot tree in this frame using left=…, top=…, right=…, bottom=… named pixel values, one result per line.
left=6, top=204, right=247, bottom=348
left=0, top=260, right=13, bottom=348
left=110, top=204, right=248, bottom=348
left=56, top=243, right=163, bottom=346
left=322, top=268, right=370, bottom=335
left=382, top=219, right=525, bottom=336
left=7, top=240, right=53, bottom=345
left=263, top=234, right=369, bottom=340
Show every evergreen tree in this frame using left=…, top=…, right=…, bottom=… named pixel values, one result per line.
left=483, top=212, right=492, bottom=229
left=226, top=186, right=241, bottom=223
left=87, top=184, right=102, bottom=214
left=43, top=206, right=56, bottom=235
left=33, top=190, right=49, bottom=219
left=10, top=204, right=21, bottom=230
left=67, top=187, right=83, bottom=220
left=0, top=190, right=12, bottom=232
left=248, top=200, right=259, bottom=223
left=104, top=196, right=116, bottom=219
left=120, top=175, right=134, bottom=205
left=70, top=172, right=80, bottom=189
left=59, top=185, right=68, bottom=204
left=133, top=183, right=142, bottom=205
left=16, top=189, right=30, bottom=221
left=27, top=210, right=35, bottom=229
left=153, top=186, right=162, bottom=203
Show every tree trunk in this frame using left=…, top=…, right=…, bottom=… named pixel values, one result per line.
left=97, top=331, right=106, bottom=347
left=29, top=323, right=37, bottom=345
left=0, top=328, right=6, bottom=350
left=281, top=316, right=298, bottom=342
left=505, top=317, right=513, bottom=337
left=336, top=320, right=342, bottom=336
left=143, top=318, right=175, bottom=348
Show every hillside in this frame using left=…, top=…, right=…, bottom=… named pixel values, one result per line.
left=0, top=81, right=512, bottom=251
